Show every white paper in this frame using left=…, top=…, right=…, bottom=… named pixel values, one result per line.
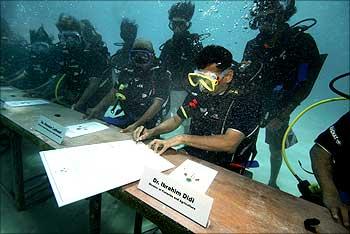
left=40, top=140, right=174, bottom=207
left=65, top=122, right=109, bottom=138
left=169, top=160, right=217, bottom=193
left=4, top=99, right=49, bottom=107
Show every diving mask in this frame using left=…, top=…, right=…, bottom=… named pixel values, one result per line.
left=129, top=50, right=153, bottom=66
left=168, top=19, right=191, bottom=31
left=58, top=31, right=82, bottom=46
left=188, top=70, right=223, bottom=92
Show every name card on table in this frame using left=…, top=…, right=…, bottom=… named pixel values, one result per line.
left=35, top=115, right=66, bottom=144
left=138, top=167, right=213, bottom=227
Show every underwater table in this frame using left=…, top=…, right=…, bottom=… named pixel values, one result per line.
left=0, top=87, right=347, bottom=234
left=108, top=150, right=348, bottom=234
left=0, top=86, right=130, bottom=211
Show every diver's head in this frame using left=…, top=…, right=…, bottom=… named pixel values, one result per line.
left=168, top=1, right=194, bottom=35
left=249, top=0, right=297, bottom=35
left=29, top=25, right=52, bottom=45
left=189, top=45, right=234, bottom=95
left=80, top=19, right=103, bottom=46
left=56, top=14, right=83, bottom=49
left=129, top=38, right=155, bottom=70
left=29, top=26, right=52, bottom=57
left=120, top=18, right=138, bottom=47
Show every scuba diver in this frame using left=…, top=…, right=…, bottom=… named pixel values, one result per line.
left=7, top=25, right=54, bottom=90
left=30, top=14, right=111, bottom=113
left=310, top=111, right=349, bottom=228
left=85, top=38, right=171, bottom=133
left=243, top=0, right=324, bottom=188
left=159, top=1, right=204, bottom=128
left=111, top=18, right=138, bottom=73
left=133, top=45, right=261, bottom=174
left=0, top=17, right=29, bottom=85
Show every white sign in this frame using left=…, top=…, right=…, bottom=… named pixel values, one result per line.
left=138, top=167, right=213, bottom=227
left=40, top=140, right=174, bottom=207
left=170, top=160, right=217, bottom=193
left=4, top=99, right=49, bottom=107
left=65, top=122, right=109, bottom=138
left=35, top=115, right=66, bottom=144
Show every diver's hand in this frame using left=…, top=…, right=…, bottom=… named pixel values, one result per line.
left=323, top=192, right=349, bottom=227
left=83, top=107, right=100, bottom=120
left=267, top=118, right=284, bottom=130
left=120, top=123, right=137, bottom=133
left=148, top=136, right=182, bottom=155
left=132, top=126, right=154, bottom=142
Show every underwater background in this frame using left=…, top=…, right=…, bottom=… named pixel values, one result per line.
left=1, top=0, right=349, bottom=196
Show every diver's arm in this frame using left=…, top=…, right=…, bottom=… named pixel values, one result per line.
left=74, top=77, right=100, bottom=109
left=131, top=99, right=163, bottom=127
left=310, top=144, right=338, bottom=198
left=133, top=115, right=183, bottom=141
left=84, top=87, right=115, bottom=119
left=149, top=128, right=245, bottom=155
left=7, top=70, right=27, bottom=84
left=310, top=144, right=349, bottom=226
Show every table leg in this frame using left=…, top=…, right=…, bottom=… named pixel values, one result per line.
left=89, top=194, right=102, bottom=234
left=10, top=131, right=25, bottom=211
left=134, top=212, right=143, bottom=234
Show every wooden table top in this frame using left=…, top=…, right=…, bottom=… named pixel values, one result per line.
left=1, top=87, right=348, bottom=233
left=112, top=151, right=348, bottom=233
left=0, top=87, right=130, bottom=150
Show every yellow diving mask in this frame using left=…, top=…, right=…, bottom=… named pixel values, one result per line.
left=188, top=69, right=223, bottom=92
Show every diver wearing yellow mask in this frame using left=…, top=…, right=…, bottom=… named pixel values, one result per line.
left=133, top=45, right=261, bottom=172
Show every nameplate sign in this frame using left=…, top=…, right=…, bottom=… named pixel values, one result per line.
left=35, top=115, right=66, bottom=144
left=138, top=167, right=213, bottom=227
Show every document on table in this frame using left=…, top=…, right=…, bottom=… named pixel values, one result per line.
left=40, top=140, right=174, bottom=207
left=169, top=160, right=217, bottom=193
left=4, top=99, right=49, bottom=107
left=65, top=122, right=109, bottom=138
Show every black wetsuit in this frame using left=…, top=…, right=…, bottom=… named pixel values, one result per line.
left=243, top=23, right=321, bottom=148
left=159, top=31, right=203, bottom=90
left=0, top=38, right=29, bottom=83
left=50, top=42, right=110, bottom=109
left=110, top=65, right=171, bottom=129
left=176, top=90, right=260, bottom=168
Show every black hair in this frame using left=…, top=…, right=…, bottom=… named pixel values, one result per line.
left=56, top=13, right=81, bottom=33
left=80, top=19, right=103, bottom=45
left=29, top=25, right=52, bottom=44
left=168, top=1, right=195, bottom=22
left=250, top=0, right=297, bottom=22
left=195, top=45, right=233, bottom=71
left=120, top=18, right=138, bottom=43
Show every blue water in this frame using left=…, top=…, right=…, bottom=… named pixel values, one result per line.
left=1, top=1, right=349, bottom=196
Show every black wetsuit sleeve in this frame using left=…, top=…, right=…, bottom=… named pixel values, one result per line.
left=84, top=49, right=109, bottom=79
left=153, top=70, right=171, bottom=101
left=315, top=112, right=350, bottom=157
left=242, top=40, right=255, bottom=62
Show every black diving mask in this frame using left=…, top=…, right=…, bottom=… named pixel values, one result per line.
left=58, top=31, right=82, bottom=47
left=129, top=50, right=153, bottom=66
